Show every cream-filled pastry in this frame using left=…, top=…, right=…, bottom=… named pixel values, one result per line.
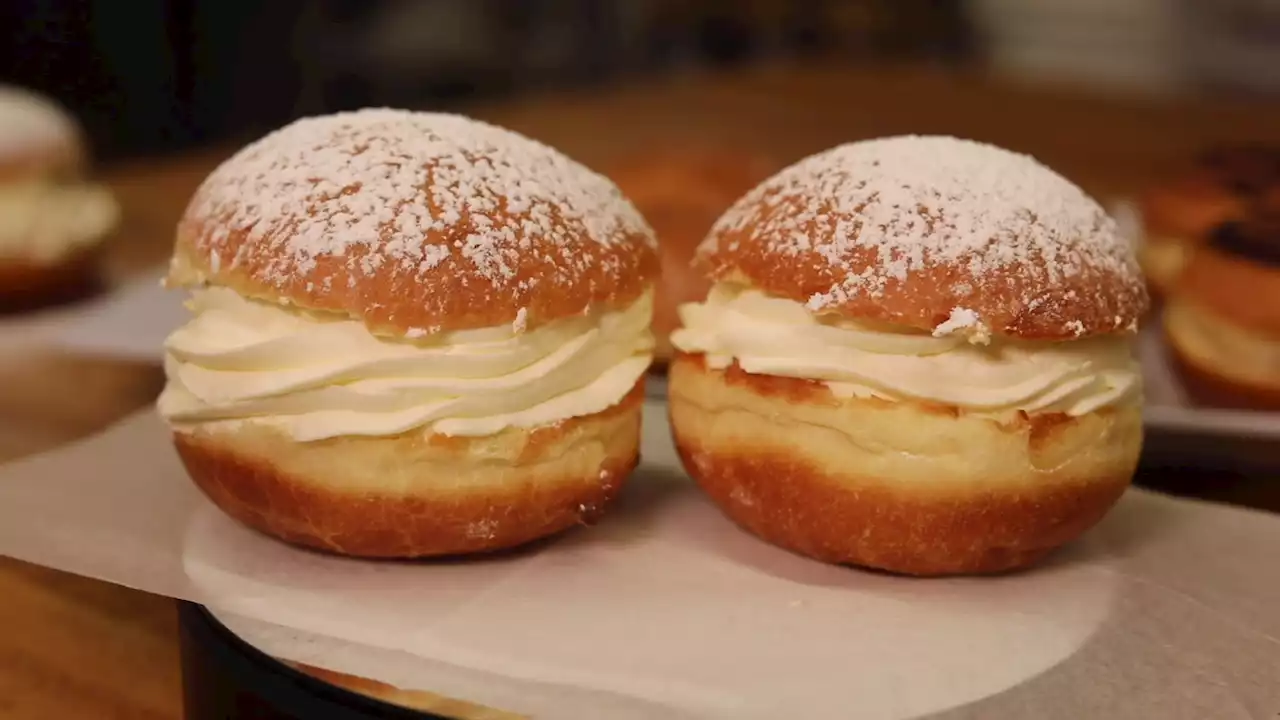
left=1164, top=211, right=1280, bottom=410
left=1136, top=145, right=1278, bottom=299
left=0, top=85, right=118, bottom=307
left=668, top=135, right=1149, bottom=576
left=160, top=108, right=659, bottom=558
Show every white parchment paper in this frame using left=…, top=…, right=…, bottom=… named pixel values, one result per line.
left=0, top=400, right=1277, bottom=719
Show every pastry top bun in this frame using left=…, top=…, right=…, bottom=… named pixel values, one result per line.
left=170, top=109, right=659, bottom=336
left=1179, top=209, right=1280, bottom=336
left=0, top=85, right=85, bottom=181
left=697, top=135, right=1148, bottom=341
left=1140, top=144, right=1280, bottom=239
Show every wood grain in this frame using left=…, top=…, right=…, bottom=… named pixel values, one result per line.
left=0, top=63, right=1277, bottom=719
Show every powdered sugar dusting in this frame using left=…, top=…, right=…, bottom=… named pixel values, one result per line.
left=710, top=135, right=1135, bottom=311
left=190, top=108, right=653, bottom=294
left=466, top=519, right=498, bottom=540
left=0, top=85, right=76, bottom=155
left=933, top=307, right=990, bottom=344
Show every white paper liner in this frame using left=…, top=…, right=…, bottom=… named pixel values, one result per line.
left=0, top=400, right=1278, bottom=718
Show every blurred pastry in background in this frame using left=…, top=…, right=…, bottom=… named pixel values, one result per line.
left=1164, top=208, right=1280, bottom=411
left=668, top=135, right=1147, bottom=576
left=0, top=85, right=118, bottom=309
left=159, top=109, right=658, bottom=558
left=608, top=148, right=776, bottom=365
left=1137, top=144, right=1279, bottom=299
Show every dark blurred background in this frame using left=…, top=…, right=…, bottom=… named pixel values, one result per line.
left=1, top=0, right=1277, bottom=165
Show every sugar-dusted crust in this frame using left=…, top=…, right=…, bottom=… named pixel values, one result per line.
left=697, top=135, right=1148, bottom=341
left=667, top=353, right=1141, bottom=576
left=172, top=381, right=644, bottom=558
left=608, top=148, right=777, bottom=362
left=170, top=109, right=659, bottom=337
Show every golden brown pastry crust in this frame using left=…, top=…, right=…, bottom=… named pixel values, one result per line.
left=0, top=243, right=102, bottom=311
left=1139, top=180, right=1246, bottom=242
left=0, top=91, right=102, bottom=307
left=1168, top=341, right=1280, bottom=411
left=0, top=140, right=84, bottom=184
left=1160, top=196, right=1280, bottom=410
left=1177, top=229, right=1280, bottom=338
left=173, top=382, right=644, bottom=558
left=696, top=139, right=1148, bottom=341
left=1163, top=298, right=1280, bottom=411
left=608, top=149, right=776, bottom=362
left=668, top=353, right=1141, bottom=576
left=171, top=110, right=659, bottom=337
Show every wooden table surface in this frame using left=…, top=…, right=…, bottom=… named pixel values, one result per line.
left=2, top=63, right=1279, bottom=719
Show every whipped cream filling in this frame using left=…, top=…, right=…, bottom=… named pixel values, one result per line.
left=158, top=288, right=655, bottom=440
left=671, top=284, right=1141, bottom=416
left=0, top=180, right=119, bottom=261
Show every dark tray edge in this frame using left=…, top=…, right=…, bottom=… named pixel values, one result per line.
left=179, top=601, right=452, bottom=719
